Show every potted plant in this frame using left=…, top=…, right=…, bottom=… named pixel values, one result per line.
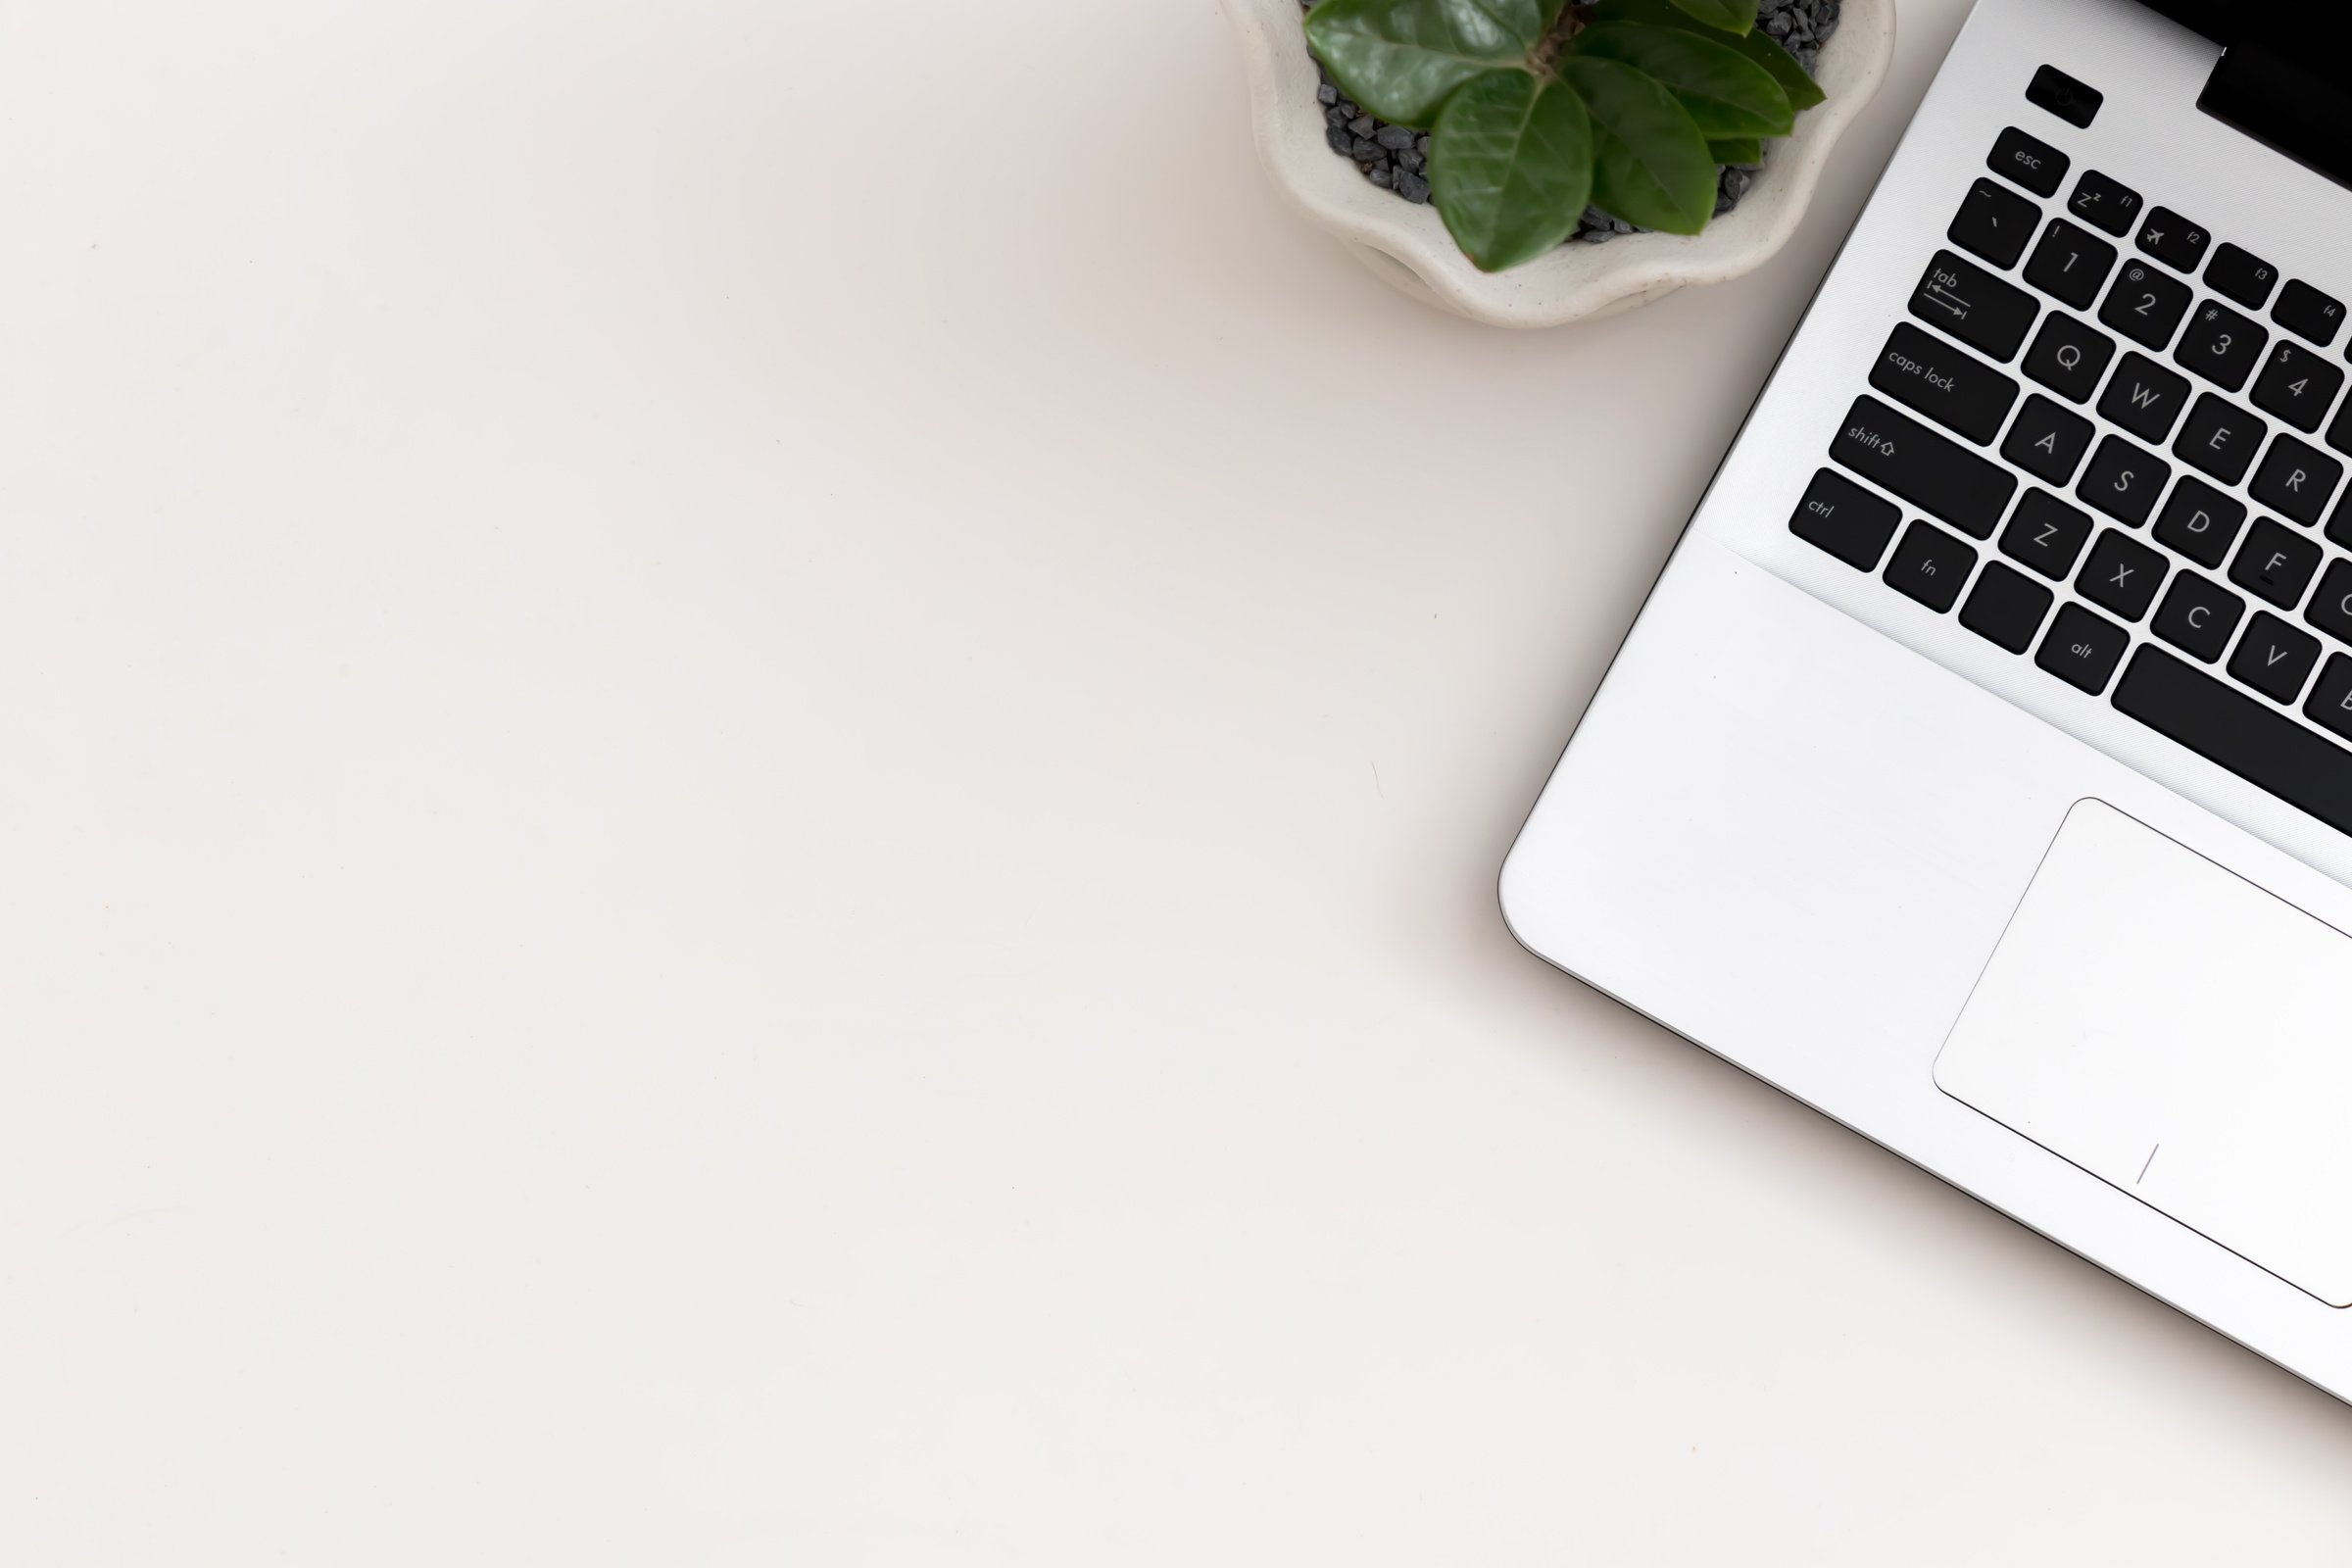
left=1226, top=0, right=1894, bottom=326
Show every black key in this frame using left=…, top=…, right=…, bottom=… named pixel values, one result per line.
left=2115, top=646, right=2352, bottom=837
left=2324, top=382, right=2352, bottom=463
left=2307, top=655, right=2352, bottom=743
left=2152, top=476, right=2248, bottom=568
left=2001, top=393, right=2094, bottom=482
left=2078, top=434, right=2169, bottom=526
left=1884, top=520, right=1977, bottom=612
left=2094, top=352, right=2189, bottom=443
left=2230, top=517, right=2323, bottom=609
left=1910, top=250, right=2038, bottom=363
left=1949, top=177, right=2038, bottom=270
left=2304, top=558, right=2352, bottom=647
left=1791, top=467, right=1900, bottom=569
left=1868, top=322, right=2020, bottom=444
left=2173, top=300, right=2266, bottom=391
left=2024, top=219, right=2118, bottom=311
left=2028, top=64, right=2102, bottom=128
left=1961, top=561, right=2055, bottom=652
left=2229, top=612, right=2321, bottom=703
left=2151, top=570, right=2245, bottom=662
left=2173, top=393, right=2263, bottom=485
left=2077, top=528, right=2168, bottom=621
left=2097, top=260, right=2193, bottom=350
left=2250, top=340, right=2344, bottom=433
left=2037, top=602, right=2130, bottom=693
left=2067, top=170, right=2141, bottom=237
left=1830, top=396, right=2018, bottom=538
left=2273, top=279, right=2345, bottom=347
left=2133, top=207, right=2210, bottom=273
left=2205, top=242, right=2279, bottom=310
left=2021, top=312, right=2116, bottom=404
left=1988, top=125, right=2068, bottom=197
left=2249, top=433, right=2343, bottom=527
left=2000, top=488, right=2095, bottom=579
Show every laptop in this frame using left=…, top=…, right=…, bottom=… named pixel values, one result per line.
left=1502, top=0, right=2352, bottom=1400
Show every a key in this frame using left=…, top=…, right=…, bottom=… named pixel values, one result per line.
left=1960, top=561, right=2055, bottom=652
left=2228, top=612, right=2321, bottom=703
left=2173, top=300, right=2267, bottom=391
left=2024, top=219, right=2118, bottom=311
left=2078, top=528, right=2168, bottom=620
left=2000, top=489, right=2095, bottom=579
left=1909, top=249, right=2038, bottom=362
left=1988, top=125, right=2068, bottom=197
left=2078, top=434, right=2169, bottom=526
left=2152, top=476, right=2247, bottom=568
left=2068, top=170, right=2141, bottom=237
left=2002, top=393, right=2094, bottom=482
left=1790, top=467, right=1900, bottom=569
left=2114, top=647, right=2352, bottom=837
left=2095, top=351, right=2189, bottom=443
left=2133, top=207, right=2209, bottom=272
left=2306, top=656, right=2352, bottom=743
left=2230, top=518, right=2322, bottom=609
left=2250, top=341, right=2344, bottom=433
left=2174, top=393, right=2263, bottom=486
left=1885, top=520, right=1978, bottom=612
left=1868, top=322, right=2019, bottom=444
left=2249, top=433, right=2343, bottom=527
left=2151, top=571, right=2245, bottom=662
left=2304, top=559, right=2352, bottom=648
left=2206, top=242, right=2279, bottom=310
left=1950, top=177, right=2038, bottom=270
left=2037, top=602, right=2130, bottom=693
left=1831, top=396, right=2018, bottom=538
left=2273, top=279, right=2345, bottom=347
left=2022, top=312, right=2117, bottom=403
left=2098, top=261, right=2193, bottom=350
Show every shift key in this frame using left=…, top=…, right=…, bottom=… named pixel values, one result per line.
left=1831, top=395, right=2019, bottom=538
left=1909, top=248, right=2038, bottom=362
left=1869, top=321, right=2020, bottom=444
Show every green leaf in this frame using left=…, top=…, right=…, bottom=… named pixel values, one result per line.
left=1663, top=0, right=1756, bottom=33
left=1571, top=22, right=1792, bottom=137
left=1596, top=0, right=1824, bottom=109
left=1709, top=136, right=1762, bottom=165
left=1561, top=55, right=1718, bottom=234
left=1302, top=0, right=1556, bottom=127
left=1428, top=69, right=1593, bottom=271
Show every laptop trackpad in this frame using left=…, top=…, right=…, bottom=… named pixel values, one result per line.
left=1936, top=800, right=2352, bottom=1308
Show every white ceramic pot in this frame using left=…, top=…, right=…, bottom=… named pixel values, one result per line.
left=1225, top=0, right=1895, bottom=327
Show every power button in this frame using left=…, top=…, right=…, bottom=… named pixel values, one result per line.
left=2028, top=64, right=2102, bottom=128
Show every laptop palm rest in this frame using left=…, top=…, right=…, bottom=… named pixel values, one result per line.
left=1936, top=800, right=2352, bottom=1308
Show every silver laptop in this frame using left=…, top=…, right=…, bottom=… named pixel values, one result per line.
left=1503, top=0, right=2352, bottom=1399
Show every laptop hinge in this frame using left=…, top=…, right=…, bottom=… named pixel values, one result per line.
left=2196, top=13, right=2352, bottom=192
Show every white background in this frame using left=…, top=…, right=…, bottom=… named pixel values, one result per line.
left=3, top=0, right=2349, bottom=1560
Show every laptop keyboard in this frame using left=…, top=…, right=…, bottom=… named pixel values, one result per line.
left=1794, top=120, right=2352, bottom=842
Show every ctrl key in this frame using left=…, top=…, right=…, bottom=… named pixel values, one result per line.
left=2036, top=601, right=2130, bottom=693
left=1791, top=467, right=1900, bottom=569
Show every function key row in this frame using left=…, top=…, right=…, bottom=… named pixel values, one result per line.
left=1981, top=130, right=2346, bottom=348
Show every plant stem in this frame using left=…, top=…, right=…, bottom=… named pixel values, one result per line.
left=1528, top=2, right=1595, bottom=78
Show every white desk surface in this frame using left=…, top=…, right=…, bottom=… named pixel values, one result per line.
left=3, top=0, right=2348, bottom=1560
